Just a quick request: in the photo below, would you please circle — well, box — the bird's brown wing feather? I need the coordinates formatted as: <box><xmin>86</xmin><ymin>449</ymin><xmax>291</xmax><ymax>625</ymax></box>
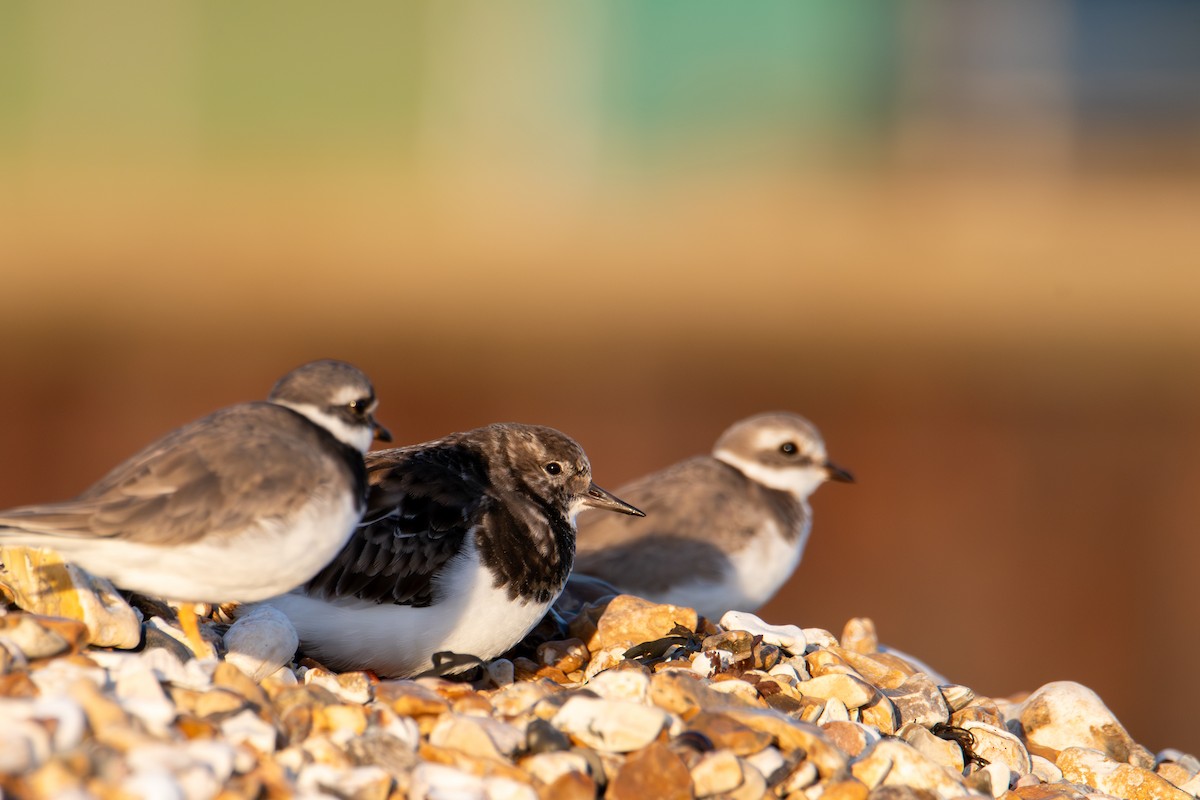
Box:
<box><xmin>0</xmin><ymin>404</ymin><xmax>353</xmax><ymax>546</ymax></box>
<box><xmin>303</xmin><ymin>441</ymin><xmax>489</xmax><ymax>608</ymax></box>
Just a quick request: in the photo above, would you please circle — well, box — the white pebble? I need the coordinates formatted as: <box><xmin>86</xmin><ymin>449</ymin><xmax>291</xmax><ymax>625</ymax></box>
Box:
<box><xmin>219</xmin><ymin>709</ymin><xmax>278</xmax><ymax>754</ymax></box>
<box><xmin>409</xmin><ymin>762</ymin><xmax>488</xmax><ymax>800</ymax></box>
<box><xmin>551</xmin><ymin>696</ymin><xmax>668</xmax><ymax>753</ymax></box>
<box><xmin>586</xmin><ymin>668</ymin><xmax>649</xmax><ymax>703</ymax></box>
<box><xmin>719</xmin><ymin>611</ymin><xmax>807</xmax><ymax>654</ymax></box>
<box><xmin>223</xmin><ymin>605</ymin><xmax>299</xmax><ymax>682</ymax></box>
<box><xmin>486</xmin><ymin>658</ymin><xmax>515</xmax><ymax>688</ymax></box>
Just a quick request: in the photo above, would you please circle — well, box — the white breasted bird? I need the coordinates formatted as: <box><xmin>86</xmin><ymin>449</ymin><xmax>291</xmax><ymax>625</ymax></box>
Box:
<box><xmin>257</xmin><ymin>423</ymin><xmax>643</xmax><ymax>677</ymax></box>
<box><xmin>0</xmin><ymin>359</ymin><xmax>391</xmax><ymax>648</ymax></box>
<box><xmin>573</xmin><ymin>412</ymin><xmax>852</xmax><ymax>620</ymax></box>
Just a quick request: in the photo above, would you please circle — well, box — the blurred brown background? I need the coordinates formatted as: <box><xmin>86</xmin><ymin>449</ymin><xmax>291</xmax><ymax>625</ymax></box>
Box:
<box><xmin>2</xmin><ymin>1</ymin><xmax>1199</xmax><ymax>753</ymax></box>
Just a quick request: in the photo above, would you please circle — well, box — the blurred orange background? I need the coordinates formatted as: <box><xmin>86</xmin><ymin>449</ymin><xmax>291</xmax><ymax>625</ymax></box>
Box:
<box><xmin>2</xmin><ymin>2</ymin><xmax>1199</xmax><ymax>753</ymax></box>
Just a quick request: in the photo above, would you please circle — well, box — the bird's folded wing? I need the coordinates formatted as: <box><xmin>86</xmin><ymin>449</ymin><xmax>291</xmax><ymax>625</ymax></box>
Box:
<box><xmin>0</xmin><ymin>405</ymin><xmax>340</xmax><ymax>546</ymax></box>
<box><xmin>303</xmin><ymin>444</ymin><xmax>488</xmax><ymax>608</ymax></box>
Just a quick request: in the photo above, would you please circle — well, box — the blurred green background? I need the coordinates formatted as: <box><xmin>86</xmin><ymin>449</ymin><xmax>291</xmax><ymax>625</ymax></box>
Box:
<box><xmin>2</xmin><ymin>1</ymin><xmax>1200</xmax><ymax>752</ymax></box>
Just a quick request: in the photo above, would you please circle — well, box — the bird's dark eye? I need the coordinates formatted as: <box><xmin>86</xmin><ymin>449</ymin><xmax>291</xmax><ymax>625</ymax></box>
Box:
<box><xmin>348</xmin><ymin>398</ymin><xmax>371</xmax><ymax>416</ymax></box>
<box><xmin>779</xmin><ymin>442</ymin><xmax>798</xmax><ymax>456</ymax></box>
<box><xmin>544</xmin><ymin>462</ymin><xmax>563</xmax><ymax>476</ymax></box>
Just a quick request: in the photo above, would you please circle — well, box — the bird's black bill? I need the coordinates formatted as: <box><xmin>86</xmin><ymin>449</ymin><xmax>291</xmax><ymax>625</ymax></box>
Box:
<box><xmin>372</xmin><ymin>418</ymin><xmax>394</xmax><ymax>443</ymax></box>
<box><xmin>824</xmin><ymin>461</ymin><xmax>854</xmax><ymax>483</ymax></box>
<box><xmin>584</xmin><ymin>483</ymin><xmax>645</xmax><ymax>517</ymax></box>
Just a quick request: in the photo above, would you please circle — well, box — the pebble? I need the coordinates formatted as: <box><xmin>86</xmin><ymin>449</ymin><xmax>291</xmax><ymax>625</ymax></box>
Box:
<box><xmin>0</xmin><ymin>595</ymin><xmax>1188</xmax><ymax>800</ymax></box>
<box><xmin>1015</xmin><ymin>681</ymin><xmax>1156</xmax><ymax>769</ymax></box>
<box><xmin>0</xmin><ymin>546</ymin><xmax>143</xmax><ymax>649</ymax></box>
<box><xmin>720</xmin><ymin>610</ymin><xmax>807</xmax><ymax>654</ymax></box>
<box><xmin>690</xmin><ymin>748</ymin><xmax>744</xmax><ymax>797</ymax></box>
<box><xmin>582</xmin><ymin>595</ymin><xmax>698</xmax><ymax>652</ymax></box>
<box><xmin>223</xmin><ymin>604</ymin><xmax>299</xmax><ymax>682</ymax></box>
<box><xmin>550</xmin><ymin>696</ymin><xmax>668</xmax><ymax>752</ymax></box>
<box><xmin>801</xmin><ymin>672</ymin><xmax>877</xmax><ymax>709</ymax></box>
<box><xmin>608</xmin><ymin>741</ymin><xmax>692</xmax><ymax>800</ymax></box>
<box><xmin>1057</xmin><ymin>746</ymin><xmax>1190</xmax><ymax>800</ymax></box>
<box><xmin>852</xmin><ymin>738</ymin><xmax>968</xmax><ymax>800</ymax></box>
<box><xmin>883</xmin><ymin>673</ymin><xmax>950</xmax><ymax>727</ymax></box>
<box><xmin>961</xmin><ymin>718</ymin><xmax>1033</xmax><ymax>775</ymax></box>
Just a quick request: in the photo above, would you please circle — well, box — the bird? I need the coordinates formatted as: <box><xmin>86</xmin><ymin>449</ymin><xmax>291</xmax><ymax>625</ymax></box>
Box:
<box><xmin>0</xmin><ymin>359</ymin><xmax>391</xmax><ymax>649</ymax></box>
<box><xmin>254</xmin><ymin>423</ymin><xmax>644</xmax><ymax>677</ymax></box>
<box><xmin>572</xmin><ymin>412</ymin><xmax>852</xmax><ymax>620</ymax></box>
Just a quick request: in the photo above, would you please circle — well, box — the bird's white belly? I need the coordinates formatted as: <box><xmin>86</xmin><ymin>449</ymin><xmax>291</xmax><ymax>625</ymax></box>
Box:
<box><xmin>59</xmin><ymin>494</ymin><xmax>361</xmax><ymax>603</ymax></box>
<box><xmin>259</xmin><ymin>536</ymin><xmax>555</xmax><ymax>677</ymax></box>
<box><xmin>652</xmin><ymin>518</ymin><xmax>807</xmax><ymax>619</ymax></box>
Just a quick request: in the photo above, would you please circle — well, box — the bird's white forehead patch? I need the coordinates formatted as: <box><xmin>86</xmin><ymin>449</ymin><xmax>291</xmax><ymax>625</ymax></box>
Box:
<box><xmin>329</xmin><ymin>384</ymin><xmax>371</xmax><ymax>406</ymax></box>
<box><xmin>752</xmin><ymin>426</ymin><xmax>826</xmax><ymax>459</ymax></box>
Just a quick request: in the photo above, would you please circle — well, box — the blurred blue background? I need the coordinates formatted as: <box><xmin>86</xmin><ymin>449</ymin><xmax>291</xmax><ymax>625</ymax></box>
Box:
<box><xmin>2</xmin><ymin>1</ymin><xmax>1199</xmax><ymax>753</ymax></box>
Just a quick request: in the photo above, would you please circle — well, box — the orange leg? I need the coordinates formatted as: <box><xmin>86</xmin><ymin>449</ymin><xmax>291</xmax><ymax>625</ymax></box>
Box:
<box><xmin>178</xmin><ymin>603</ymin><xmax>208</xmax><ymax>656</ymax></box>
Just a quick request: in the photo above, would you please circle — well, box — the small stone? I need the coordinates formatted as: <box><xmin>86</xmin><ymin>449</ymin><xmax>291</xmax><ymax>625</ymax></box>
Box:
<box><xmin>720</xmin><ymin>611</ymin><xmax>806</xmax><ymax>654</ymax></box>
<box><xmin>965</xmin><ymin>761</ymin><xmax>1014</xmax><ymax>798</ymax></box>
<box><xmin>586</xmin><ymin>668</ymin><xmax>650</xmax><ymax>704</ymax></box>
<box><xmin>860</xmin><ymin>693</ymin><xmax>901</xmax><ymax>735</ymax></box>
<box><xmin>584</xmin><ymin>647</ymin><xmax>626</xmax><ymax>681</ymax></box>
<box><xmin>1058</xmin><ymin>747</ymin><xmax>1189</xmax><ymax>800</ymax></box>
<box><xmin>743</xmin><ymin>746</ymin><xmax>786</xmax><ymax>785</ymax></box>
<box><xmin>867</xmin><ymin>788</ymin><xmax>939</xmax><ymax>800</ymax></box>
<box><xmin>708</xmin><ymin>677</ymin><xmax>763</xmax><ymax>705</ymax></box>
<box><xmin>376</xmin><ymin>680</ymin><xmax>450</xmax><ymax>718</ymax></box>
<box><xmin>537</xmin><ymin>639</ymin><xmax>590</xmax><ymax>673</ymax></box>
<box><xmin>486</xmin><ymin>659</ymin><xmax>515</xmax><ymax>688</ymax></box>
<box><xmin>882</xmin><ymin>674</ymin><xmax>950</xmax><ymax>727</ymax></box>
<box><xmin>779</xmin><ymin>758</ymin><xmax>821</xmax><ymax>794</ymax></box>
<box><xmin>841</xmin><ymin>618</ymin><xmax>879</xmax><ymax>653</ymax></box>
<box><xmin>211</xmin><ymin>660</ymin><xmax>271</xmax><ymax>710</ymax></box>
<box><xmin>803</xmin><ymin>628</ymin><xmax>839</xmax><ymax>649</ymax></box>
<box><xmin>430</xmin><ymin>714</ymin><xmax>523</xmax><ymax>761</ymax></box>
<box><xmin>806</xmin><ymin>648</ymin><xmax>856</xmax><ymax>678</ymax></box>
<box><xmin>800</xmin><ymin>673</ymin><xmax>877</xmax><ymax>709</ymax></box>
<box><xmin>520</xmin><ymin>751</ymin><xmax>591</xmax><ymax>786</ymax></box>
<box><xmin>303</xmin><ymin>665</ymin><xmax>372</xmax><ymax>705</ymax></box>
<box><xmin>1015</xmin><ymin>682</ymin><xmax>1154</xmax><ymax>768</ymax></box>
<box><xmin>822</xmin><ymin>779</ymin><xmax>872</xmax><ymax>800</ymax></box>
<box><xmin>491</xmin><ymin>679</ymin><xmax>560</xmax><ymax>718</ymax></box>
<box><xmin>1030</xmin><ymin>754</ymin><xmax>1064</xmax><ymax>783</ymax></box>
<box><xmin>754</xmin><ymin>642</ymin><xmax>783</xmax><ymax>671</ymax></box>
<box><xmin>608</xmin><ymin>741</ymin><xmax>692</xmax><ymax>800</ymax></box>
<box><xmin>853</xmin><ymin>739</ymin><xmax>969</xmax><ymax>800</ymax></box>
<box><xmin>961</xmin><ymin>720</ymin><xmax>1032</xmax><ymax>775</ymax></box>
<box><xmin>702</xmin><ymin>631</ymin><xmax>755</xmax><ymax>664</ymax></box>
<box><xmin>313</xmin><ymin>703</ymin><xmax>369</xmax><ymax>740</ymax></box>
<box><xmin>898</xmin><ymin>723</ymin><xmax>964</xmax><ymax>772</ymax></box>
<box><xmin>551</xmin><ymin>696</ymin><xmax>668</xmax><ymax>753</ymax></box>
<box><xmin>939</xmin><ymin>684</ymin><xmax>976</xmax><ymax>712</ymax></box>
<box><xmin>720</xmin><ymin>707</ymin><xmax>849</xmax><ymax>777</ymax></box>
<box><xmin>822</xmin><ymin>720</ymin><xmax>880</xmax><ymax>758</ymax></box>
<box><xmin>113</xmin><ymin>660</ymin><xmax>176</xmax><ymax>735</ymax></box>
<box><xmin>584</xmin><ymin>595</ymin><xmax>698</xmax><ymax>652</ymax></box>
<box><xmin>817</xmin><ymin>697</ymin><xmax>849</xmax><ymax>724</ymax></box>
<box><xmin>1011</xmin><ymin>784</ymin><xmax>1089</xmax><ymax>800</ymax></box>
<box><xmin>832</xmin><ymin>648</ymin><xmax>911</xmax><ymax>689</ymax></box>
<box><xmin>219</xmin><ymin>708</ymin><xmax>277</xmax><ymax>754</ymax></box>
<box><xmin>0</xmin><ymin>546</ymin><xmax>143</xmax><ymax>649</ymax></box>
<box><xmin>685</xmin><ymin>711</ymin><xmax>773</xmax><ymax>756</ymax></box>
<box><xmin>952</xmin><ymin>697</ymin><xmax>1005</xmax><ymax>729</ymax></box>
<box><xmin>541</xmin><ymin>770</ymin><xmax>598</xmax><ymax>800</ymax></box>
<box><xmin>691</xmin><ymin>749</ymin><xmax>744</xmax><ymax>797</ymax></box>
<box><xmin>649</xmin><ymin>672</ymin><xmax>753</xmax><ymax>719</ymax></box>
<box><xmin>223</xmin><ymin>605</ymin><xmax>298</xmax><ymax>682</ymax></box>
<box><xmin>0</xmin><ymin>613</ymin><xmax>77</xmax><ymax>660</ymax></box>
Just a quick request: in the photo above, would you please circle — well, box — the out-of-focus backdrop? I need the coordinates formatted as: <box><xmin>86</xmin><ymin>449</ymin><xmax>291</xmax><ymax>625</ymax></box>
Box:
<box><xmin>2</xmin><ymin>1</ymin><xmax>1199</xmax><ymax>752</ymax></box>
